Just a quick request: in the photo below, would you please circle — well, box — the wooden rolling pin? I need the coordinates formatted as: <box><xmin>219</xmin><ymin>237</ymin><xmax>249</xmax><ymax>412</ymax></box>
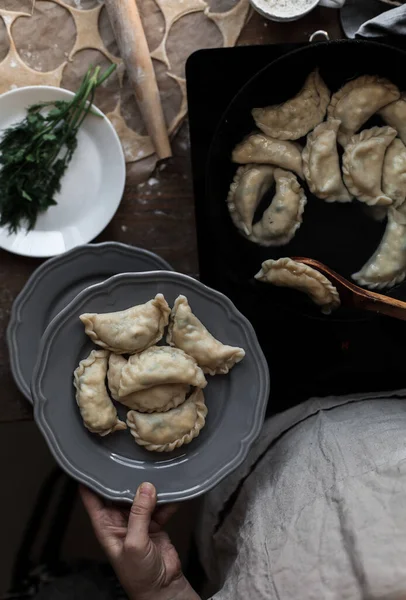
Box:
<box><xmin>105</xmin><ymin>0</ymin><xmax>172</xmax><ymax>159</ymax></box>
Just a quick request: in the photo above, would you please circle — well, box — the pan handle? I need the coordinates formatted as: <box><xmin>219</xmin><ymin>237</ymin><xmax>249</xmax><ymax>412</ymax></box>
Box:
<box><xmin>309</xmin><ymin>30</ymin><xmax>330</xmax><ymax>42</ymax></box>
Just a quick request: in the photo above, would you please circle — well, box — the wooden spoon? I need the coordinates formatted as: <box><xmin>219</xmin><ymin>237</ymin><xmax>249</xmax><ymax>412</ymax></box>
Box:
<box><xmin>293</xmin><ymin>257</ymin><xmax>406</xmax><ymax>321</ymax></box>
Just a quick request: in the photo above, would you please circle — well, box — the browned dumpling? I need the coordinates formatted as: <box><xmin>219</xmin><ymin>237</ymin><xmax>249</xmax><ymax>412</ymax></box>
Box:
<box><xmin>107</xmin><ymin>354</ymin><xmax>189</xmax><ymax>413</ymax></box>
<box><xmin>227</xmin><ymin>164</ymin><xmax>274</xmax><ymax>236</ymax></box>
<box><xmin>126</xmin><ymin>389</ymin><xmax>207</xmax><ymax>452</ymax></box>
<box><xmin>302</xmin><ymin>118</ymin><xmax>351</xmax><ymax>203</ymax></box>
<box><xmin>328</xmin><ymin>75</ymin><xmax>399</xmax><ymax>147</ymax></box>
<box><xmin>232</xmin><ymin>132</ymin><xmax>303</xmax><ymax>179</ymax></box>
<box><xmin>74</xmin><ymin>350</ymin><xmax>126</xmax><ymax>436</ymax></box>
<box><xmin>342</xmin><ymin>126</ymin><xmax>397</xmax><ymax>206</ymax></box>
<box><xmin>255</xmin><ymin>258</ymin><xmax>340</xmax><ymax>315</ymax></box>
<box><xmin>352</xmin><ymin>207</ymin><xmax>406</xmax><ymax>290</ymax></box>
<box><xmin>80</xmin><ymin>294</ymin><xmax>170</xmax><ymax>354</ymax></box>
<box><xmin>167</xmin><ymin>296</ymin><xmax>245</xmax><ymax>376</ymax></box>
<box><xmin>118</xmin><ymin>346</ymin><xmax>207</xmax><ymax>397</ymax></box>
<box><xmin>250</xmin><ymin>169</ymin><xmax>306</xmax><ymax>246</ymax></box>
<box><xmin>382</xmin><ymin>138</ymin><xmax>406</xmax><ymax>207</ymax></box>
<box><xmin>379</xmin><ymin>93</ymin><xmax>406</xmax><ymax>145</ymax></box>
<box><xmin>252</xmin><ymin>69</ymin><xmax>330</xmax><ymax>140</ymax></box>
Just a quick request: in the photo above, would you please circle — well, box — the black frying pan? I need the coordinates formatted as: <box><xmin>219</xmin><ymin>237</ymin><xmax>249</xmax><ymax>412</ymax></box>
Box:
<box><xmin>205</xmin><ymin>39</ymin><xmax>406</xmax><ymax>322</ymax></box>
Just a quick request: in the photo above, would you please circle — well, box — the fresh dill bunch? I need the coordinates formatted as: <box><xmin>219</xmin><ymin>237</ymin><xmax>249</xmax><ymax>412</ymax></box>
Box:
<box><xmin>0</xmin><ymin>64</ymin><xmax>116</xmax><ymax>234</ymax></box>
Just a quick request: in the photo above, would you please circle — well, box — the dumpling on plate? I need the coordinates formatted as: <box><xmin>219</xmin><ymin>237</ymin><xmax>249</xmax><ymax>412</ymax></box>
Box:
<box><xmin>302</xmin><ymin>118</ymin><xmax>352</xmax><ymax>202</ymax></box>
<box><xmin>251</xmin><ymin>169</ymin><xmax>307</xmax><ymax>246</ymax></box>
<box><xmin>352</xmin><ymin>206</ymin><xmax>406</xmax><ymax>289</ymax></box>
<box><xmin>118</xmin><ymin>346</ymin><xmax>207</xmax><ymax>397</ymax></box>
<box><xmin>255</xmin><ymin>257</ymin><xmax>340</xmax><ymax>314</ymax></box>
<box><xmin>74</xmin><ymin>349</ymin><xmax>126</xmax><ymax>436</ymax></box>
<box><xmin>108</xmin><ymin>354</ymin><xmax>189</xmax><ymax>412</ymax></box>
<box><xmin>126</xmin><ymin>388</ymin><xmax>207</xmax><ymax>452</ymax></box>
<box><xmin>227</xmin><ymin>164</ymin><xmax>274</xmax><ymax>236</ymax></box>
<box><xmin>252</xmin><ymin>69</ymin><xmax>330</xmax><ymax>140</ymax></box>
<box><xmin>327</xmin><ymin>75</ymin><xmax>399</xmax><ymax>147</ymax></box>
<box><xmin>382</xmin><ymin>138</ymin><xmax>406</xmax><ymax>207</ymax></box>
<box><xmin>79</xmin><ymin>294</ymin><xmax>170</xmax><ymax>354</ymax></box>
<box><xmin>342</xmin><ymin>126</ymin><xmax>397</xmax><ymax>206</ymax></box>
<box><xmin>232</xmin><ymin>132</ymin><xmax>303</xmax><ymax>178</ymax></box>
<box><xmin>379</xmin><ymin>93</ymin><xmax>406</xmax><ymax>145</ymax></box>
<box><xmin>167</xmin><ymin>295</ymin><xmax>245</xmax><ymax>376</ymax></box>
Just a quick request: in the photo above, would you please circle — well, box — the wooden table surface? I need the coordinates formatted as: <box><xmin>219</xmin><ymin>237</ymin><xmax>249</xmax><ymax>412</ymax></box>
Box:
<box><xmin>0</xmin><ymin>7</ymin><xmax>343</xmax><ymax>424</ymax></box>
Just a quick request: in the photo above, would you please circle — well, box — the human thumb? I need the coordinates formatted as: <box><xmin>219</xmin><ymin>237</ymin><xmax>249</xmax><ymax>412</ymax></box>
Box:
<box><xmin>126</xmin><ymin>482</ymin><xmax>157</xmax><ymax>552</ymax></box>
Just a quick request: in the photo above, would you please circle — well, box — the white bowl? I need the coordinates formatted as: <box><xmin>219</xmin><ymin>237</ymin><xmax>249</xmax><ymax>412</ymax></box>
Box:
<box><xmin>0</xmin><ymin>86</ymin><xmax>126</xmax><ymax>258</ymax></box>
<box><xmin>249</xmin><ymin>0</ymin><xmax>320</xmax><ymax>22</ymax></box>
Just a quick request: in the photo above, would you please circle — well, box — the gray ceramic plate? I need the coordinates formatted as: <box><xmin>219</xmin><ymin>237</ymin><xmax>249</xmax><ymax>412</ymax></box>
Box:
<box><xmin>7</xmin><ymin>243</ymin><xmax>172</xmax><ymax>402</ymax></box>
<box><xmin>32</xmin><ymin>272</ymin><xmax>269</xmax><ymax>503</ymax></box>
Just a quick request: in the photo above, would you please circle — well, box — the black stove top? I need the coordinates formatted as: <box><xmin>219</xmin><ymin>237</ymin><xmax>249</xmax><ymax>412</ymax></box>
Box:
<box><xmin>186</xmin><ymin>42</ymin><xmax>406</xmax><ymax>416</ymax></box>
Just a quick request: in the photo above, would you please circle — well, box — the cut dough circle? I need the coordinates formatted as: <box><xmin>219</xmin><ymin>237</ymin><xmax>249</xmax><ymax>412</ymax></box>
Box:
<box><xmin>255</xmin><ymin>257</ymin><xmax>340</xmax><ymax>315</ymax></box>
<box><xmin>126</xmin><ymin>388</ymin><xmax>207</xmax><ymax>452</ymax></box>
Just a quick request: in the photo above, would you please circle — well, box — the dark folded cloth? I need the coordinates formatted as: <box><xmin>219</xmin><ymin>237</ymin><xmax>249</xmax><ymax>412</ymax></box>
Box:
<box><xmin>356</xmin><ymin>4</ymin><xmax>406</xmax><ymax>37</ymax></box>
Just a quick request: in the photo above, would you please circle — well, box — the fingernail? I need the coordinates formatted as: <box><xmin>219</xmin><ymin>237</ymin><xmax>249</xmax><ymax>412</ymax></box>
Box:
<box><xmin>139</xmin><ymin>482</ymin><xmax>154</xmax><ymax>497</ymax></box>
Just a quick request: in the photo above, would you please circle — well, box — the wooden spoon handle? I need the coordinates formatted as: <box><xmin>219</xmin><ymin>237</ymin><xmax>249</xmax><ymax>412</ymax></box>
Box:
<box><xmin>353</xmin><ymin>290</ymin><xmax>406</xmax><ymax>321</ymax></box>
<box><xmin>293</xmin><ymin>257</ymin><xmax>406</xmax><ymax>321</ymax></box>
<box><xmin>105</xmin><ymin>0</ymin><xmax>172</xmax><ymax>159</ymax></box>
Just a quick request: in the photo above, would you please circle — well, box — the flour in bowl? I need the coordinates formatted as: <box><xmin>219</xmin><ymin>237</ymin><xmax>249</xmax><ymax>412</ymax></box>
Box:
<box><xmin>265</xmin><ymin>0</ymin><xmax>317</xmax><ymax>17</ymax></box>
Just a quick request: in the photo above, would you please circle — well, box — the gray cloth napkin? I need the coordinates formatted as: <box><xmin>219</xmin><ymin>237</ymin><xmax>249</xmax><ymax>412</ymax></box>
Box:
<box><xmin>356</xmin><ymin>4</ymin><xmax>406</xmax><ymax>37</ymax></box>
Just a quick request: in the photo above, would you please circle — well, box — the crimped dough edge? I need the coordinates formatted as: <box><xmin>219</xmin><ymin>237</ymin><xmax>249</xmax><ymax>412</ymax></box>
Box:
<box><xmin>79</xmin><ymin>294</ymin><xmax>170</xmax><ymax>354</ymax></box>
<box><xmin>126</xmin><ymin>391</ymin><xmax>208</xmax><ymax>452</ymax></box>
<box><xmin>251</xmin><ymin>69</ymin><xmax>330</xmax><ymax>140</ymax></box>
<box><xmin>255</xmin><ymin>257</ymin><xmax>341</xmax><ymax>314</ymax></box>
<box><xmin>342</xmin><ymin>126</ymin><xmax>397</xmax><ymax>206</ymax></box>
<box><xmin>74</xmin><ymin>349</ymin><xmax>126</xmax><ymax>436</ymax></box>
<box><xmin>302</xmin><ymin>118</ymin><xmax>352</xmax><ymax>202</ymax></box>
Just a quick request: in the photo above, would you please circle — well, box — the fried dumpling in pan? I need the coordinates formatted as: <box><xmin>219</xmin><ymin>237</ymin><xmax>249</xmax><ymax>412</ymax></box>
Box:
<box><xmin>255</xmin><ymin>257</ymin><xmax>340</xmax><ymax>315</ymax></box>
<box><xmin>252</xmin><ymin>69</ymin><xmax>330</xmax><ymax>140</ymax></box>
<box><xmin>342</xmin><ymin>126</ymin><xmax>397</xmax><ymax>206</ymax></box>
<box><xmin>118</xmin><ymin>346</ymin><xmax>207</xmax><ymax>397</ymax></box>
<box><xmin>251</xmin><ymin>169</ymin><xmax>306</xmax><ymax>246</ymax></box>
<box><xmin>327</xmin><ymin>75</ymin><xmax>399</xmax><ymax>147</ymax></box>
<box><xmin>379</xmin><ymin>93</ymin><xmax>406</xmax><ymax>145</ymax></box>
<box><xmin>232</xmin><ymin>132</ymin><xmax>303</xmax><ymax>179</ymax></box>
<box><xmin>352</xmin><ymin>206</ymin><xmax>406</xmax><ymax>289</ymax></box>
<box><xmin>302</xmin><ymin>118</ymin><xmax>352</xmax><ymax>202</ymax></box>
<box><xmin>227</xmin><ymin>164</ymin><xmax>274</xmax><ymax>236</ymax></box>
<box><xmin>80</xmin><ymin>294</ymin><xmax>170</xmax><ymax>354</ymax></box>
<box><xmin>382</xmin><ymin>138</ymin><xmax>406</xmax><ymax>207</ymax></box>
<box><xmin>74</xmin><ymin>350</ymin><xmax>126</xmax><ymax>436</ymax></box>
<box><xmin>107</xmin><ymin>354</ymin><xmax>189</xmax><ymax>412</ymax></box>
<box><xmin>167</xmin><ymin>295</ymin><xmax>245</xmax><ymax>376</ymax></box>
<box><xmin>127</xmin><ymin>388</ymin><xmax>207</xmax><ymax>452</ymax></box>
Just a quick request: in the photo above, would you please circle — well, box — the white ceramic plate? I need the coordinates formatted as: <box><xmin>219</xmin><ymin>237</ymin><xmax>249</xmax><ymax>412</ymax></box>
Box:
<box><xmin>0</xmin><ymin>86</ymin><xmax>126</xmax><ymax>258</ymax></box>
